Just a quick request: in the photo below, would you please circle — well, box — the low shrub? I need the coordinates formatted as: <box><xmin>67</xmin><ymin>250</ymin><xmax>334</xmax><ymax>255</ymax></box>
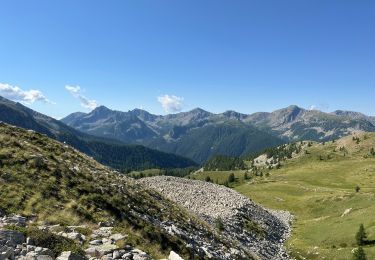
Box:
<box><xmin>27</xmin><ymin>228</ymin><xmax>84</xmax><ymax>257</ymax></box>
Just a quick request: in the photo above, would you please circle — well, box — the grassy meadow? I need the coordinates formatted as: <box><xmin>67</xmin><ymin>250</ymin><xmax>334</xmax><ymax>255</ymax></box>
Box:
<box><xmin>194</xmin><ymin>132</ymin><xmax>375</xmax><ymax>259</ymax></box>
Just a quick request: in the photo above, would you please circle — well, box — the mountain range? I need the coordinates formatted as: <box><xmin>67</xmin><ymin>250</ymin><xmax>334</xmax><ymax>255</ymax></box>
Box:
<box><xmin>62</xmin><ymin>105</ymin><xmax>375</xmax><ymax>163</ymax></box>
<box><xmin>0</xmin><ymin>96</ymin><xmax>196</xmax><ymax>170</ymax></box>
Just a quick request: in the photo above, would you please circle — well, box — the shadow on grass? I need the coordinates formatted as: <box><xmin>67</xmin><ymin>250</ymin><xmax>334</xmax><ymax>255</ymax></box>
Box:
<box><xmin>364</xmin><ymin>240</ymin><xmax>375</xmax><ymax>246</ymax></box>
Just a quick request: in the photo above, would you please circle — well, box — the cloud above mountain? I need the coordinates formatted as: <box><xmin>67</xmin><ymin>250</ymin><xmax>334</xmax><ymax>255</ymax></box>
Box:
<box><xmin>157</xmin><ymin>94</ymin><xmax>184</xmax><ymax>113</ymax></box>
<box><xmin>65</xmin><ymin>85</ymin><xmax>99</xmax><ymax>110</ymax></box>
<box><xmin>0</xmin><ymin>83</ymin><xmax>54</xmax><ymax>104</ymax></box>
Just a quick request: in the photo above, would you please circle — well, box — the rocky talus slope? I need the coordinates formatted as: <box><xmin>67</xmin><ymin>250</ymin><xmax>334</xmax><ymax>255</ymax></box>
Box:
<box><xmin>138</xmin><ymin>176</ymin><xmax>293</xmax><ymax>259</ymax></box>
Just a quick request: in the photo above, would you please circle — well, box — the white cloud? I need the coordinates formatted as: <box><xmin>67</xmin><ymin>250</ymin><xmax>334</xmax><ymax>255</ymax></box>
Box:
<box><xmin>0</xmin><ymin>83</ymin><xmax>53</xmax><ymax>104</ymax></box>
<box><xmin>65</xmin><ymin>85</ymin><xmax>99</xmax><ymax>110</ymax></box>
<box><xmin>309</xmin><ymin>103</ymin><xmax>329</xmax><ymax>111</ymax></box>
<box><xmin>157</xmin><ymin>94</ymin><xmax>184</xmax><ymax>113</ymax></box>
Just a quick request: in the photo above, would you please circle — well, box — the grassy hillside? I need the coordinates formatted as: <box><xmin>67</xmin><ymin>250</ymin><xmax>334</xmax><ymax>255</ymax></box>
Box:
<box><xmin>234</xmin><ymin>132</ymin><xmax>375</xmax><ymax>259</ymax></box>
<box><xmin>190</xmin><ymin>132</ymin><xmax>375</xmax><ymax>259</ymax></box>
<box><xmin>0</xmin><ymin>123</ymin><xmax>222</xmax><ymax>258</ymax></box>
<box><xmin>0</xmin><ymin>96</ymin><xmax>197</xmax><ymax>170</ymax></box>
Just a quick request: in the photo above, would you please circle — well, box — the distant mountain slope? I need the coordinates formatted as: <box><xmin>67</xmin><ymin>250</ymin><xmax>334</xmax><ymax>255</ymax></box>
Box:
<box><xmin>62</xmin><ymin>107</ymin><xmax>284</xmax><ymax>163</ymax></box>
<box><xmin>0</xmin><ymin>96</ymin><xmax>197</xmax><ymax>170</ymax></box>
<box><xmin>245</xmin><ymin>105</ymin><xmax>375</xmax><ymax>140</ymax></box>
<box><xmin>62</xmin><ymin>105</ymin><xmax>375</xmax><ymax>162</ymax></box>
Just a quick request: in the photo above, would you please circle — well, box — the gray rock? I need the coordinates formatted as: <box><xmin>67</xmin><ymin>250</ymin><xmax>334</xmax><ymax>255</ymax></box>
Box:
<box><xmin>132</xmin><ymin>254</ymin><xmax>152</xmax><ymax>260</ymax></box>
<box><xmin>168</xmin><ymin>251</ymin><xmax>183</xmax><ymax>260</ymax></box>
<box><xmin>36</xmin><ymin>256</ymin><xmax>53</xmax><ymax>260</ymax></box>
<box><xmin>26</xmin><ymin>245</ymin><xmax>35</xmax><ymax>253</ymax></box>
<box><xmin>0</xmin><ymin>246</ymin><xmax>14</xmax><ymax>260</ymax></box>
<box><xmin>56</xmin><ymin>251</ymin><xmax>86</xmax><ymax>260</ymax></box>
<box><xmin>84</xmin><ymin>247</ymin><xmax>99</xmax><ymax>258</ymax></box>
<box><xmin>112</xmin><ymin>251</ymin><xmax>121</xmax><ymax>259</ymax></box>
<box><xmin>0</xmin><ymin>230</ymin><xmax>25</xmax><ymax>246</ymax></box>
<box><xmin>0</xmin><ymin>215</ymin><xmax>27</xmax><ymax>227</ymax></box>
<box><xmin>88</xmin><ymin>240</ymin><xmax>102</xmax><ymax>246</ymax></box>
<box><xmin>34</xmin><ymin>248</ymin><xmax>53</xmax><ymax>257</ymax></box>
<box><xmin>121</xmin><ymin>252</ymin><xmax>132</xmax><ymax>260</ymax></box>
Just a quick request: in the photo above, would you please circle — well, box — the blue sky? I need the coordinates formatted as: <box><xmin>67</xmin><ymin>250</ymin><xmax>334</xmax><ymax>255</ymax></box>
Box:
<box><xmin>0</xmin><ymin>0</ymin><xmax>374</xmax><ymax>118</ymax></box>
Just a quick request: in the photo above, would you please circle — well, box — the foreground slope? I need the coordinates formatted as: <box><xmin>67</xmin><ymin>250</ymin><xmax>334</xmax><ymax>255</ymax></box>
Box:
<box><xmin>0</xmin><ymin>122</ymin><xmax>290</xmax><ymax>259</ymax></box>
<box><xmin>0</xmin><ymin>96</ymin><xmax>197</xmax><ymax>170</ymax></box>
<box><xmin>235</xmin><ymin>132</ymin><xmax>375</xmax><ymax>259</ymax></box>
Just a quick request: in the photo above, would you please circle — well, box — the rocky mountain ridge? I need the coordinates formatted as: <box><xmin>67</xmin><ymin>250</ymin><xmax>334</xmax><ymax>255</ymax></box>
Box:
<box><xmin>62</xmin><ymin>105</ymin><xmax>375</xmax><ymax>162</ymax></box>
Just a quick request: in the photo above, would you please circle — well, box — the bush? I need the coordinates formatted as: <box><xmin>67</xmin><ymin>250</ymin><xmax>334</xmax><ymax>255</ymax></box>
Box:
<box><xmin>227</xmin><ymin>173</ymin><xmax>235</xmax><ymax>183</ymax></box>
<box><xmin>215</xmin><ymin>218</ymin><xmax>224</xmax><ymax>232</ymax></box>
<box><xmin>27</xmin><ymin>228</ymin><xmax>84</xmax><ymax>257</ymax></box>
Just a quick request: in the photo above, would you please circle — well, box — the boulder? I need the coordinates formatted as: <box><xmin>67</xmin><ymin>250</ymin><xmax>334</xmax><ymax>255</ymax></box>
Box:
<box><xmin>56</xmin><ymin>251</ymin><xmax>86</xmax><ymax>260</ymax></box>
<box><xmin>0</xmin><ymin>215</ymin><xmax>27</xmax><ymax>227</ymax></box>
<box><xmin>0</xmin><ymin>246</ymin><xmax>14</xmax><ymax>260</ymax></box>
<box><xmin>168</xmin><ymin>251</ymin><xmax>184</xmax><ymax>260</ymax></box>
<box><xmin>34</xmin><ymin>247</ymin><xmax>54</xmax><ymax>257</ymax></box>
<box><xmin>36</xmin><ymin>256</ymin><xmax>53</xmax><ymax>260</ymax></box>
<box><xmin>0</xmin><ymin>230</ymin><xmax>25</xmax><ymax>246</ymax></box>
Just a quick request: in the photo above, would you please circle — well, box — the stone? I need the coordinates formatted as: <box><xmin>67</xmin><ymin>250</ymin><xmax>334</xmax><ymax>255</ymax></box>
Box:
<box><xmin>132</xmin><ymin>254</ymin><xmax>152</xmax><ymax>260</ymax></box>
<box><xmin>34</xmin><ymin>247</ymin><xmax>53</xmax><ymax>257</ymax></box>
<box><xmin>56</xmin><ymin>251</ymin><xmax>86</xmax><ymax>260</ymax></box>
<box><xmin>112</xmin><ymin>251</ymin><xmax>121</xmax><ymax>259</ymax></box>
<box><xmin>84</xmin><ymin>247</ymin><xmax>100</xmax><ymax>258</ymax></box>
<box><xmin>89</xmin><ymin>240</ymin><xmax>102</xmax><ymax>246</ymax></box>
<box><xmin>0</xmin><ymin>246</ymin><xmax>13</xmax><ymax>260</ymax></box>
<box><xmin>36</xmin><ymin>256</ymin><xmax>53</xmax><ymax>260</ymax></box>
<box><xmin>0</xmin><ymin>230</ymin><xmax>24</xmax><ymax>247</ymax></box>
<box><xmin>121</xmin><ymin>252</ymin><xmax>132</xmax><ymax>259</ymax></box>
<box><xmin>26</xmin><ymin>245</ymin><xmax>36</xmax><ymax>253</ymax></box>
<box><xmin>168</xmin><ymin>251</ymin><xmax>183</xmax><ymax>260</ymax></box>
<box><xmin>0</xmin><ymin>215</ymin><xmax>27</xmax><ymax>227</ymax></box>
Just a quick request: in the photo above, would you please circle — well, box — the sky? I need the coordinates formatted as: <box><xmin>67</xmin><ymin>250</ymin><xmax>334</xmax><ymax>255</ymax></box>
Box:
<box><xmin>0</xmin><ymin>0</ymin><xmax>374</xmax><ymax>119</ymax></box>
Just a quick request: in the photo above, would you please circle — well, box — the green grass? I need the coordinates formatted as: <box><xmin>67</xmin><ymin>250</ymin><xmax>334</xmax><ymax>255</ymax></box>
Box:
<box><xmin>234</xmin><ymin>133</ymin><xmax>375</xmax><ymax>259</ymax></box>
<box><xmin>191</xmin><ymin>133</ymin><xmax>375</xmax><ymax>259</ymax></box>
<box><xmin>0</xmin><ymin>123</ymin><xmax>220</xmax><ymax>259</ymax></box>
<box><xmin>190</xmin><ymin>170</ymin><xmax>249</xmax><ymax>186</ymax></box>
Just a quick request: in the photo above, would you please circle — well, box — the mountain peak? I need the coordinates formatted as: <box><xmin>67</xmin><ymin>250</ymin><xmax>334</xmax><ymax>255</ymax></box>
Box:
<box><xmin>92</xmin><ymin>105</ymin><xmax>111</xmax><ymax>113</ymax></box>
<box><xmin>188</xmin><ymin>107</ymin><xmax>210</xmax><ymax>115</ymax></box>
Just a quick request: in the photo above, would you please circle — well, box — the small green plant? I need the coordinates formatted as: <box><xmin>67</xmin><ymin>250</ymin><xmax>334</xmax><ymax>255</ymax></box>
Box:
<box><xmin>243</xmin><ymin>219</ymin><xmax>264</xmax><ymax>237</ymax></box>
<box><xmin>215</xmin><ymin>217</ymin><xmax>224</xmax><ymax>232</ymax></box>
<box><xmin>27</xmin><ymin>228</ymin><xmax>84</xmax><ymax>257</ymax></box>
